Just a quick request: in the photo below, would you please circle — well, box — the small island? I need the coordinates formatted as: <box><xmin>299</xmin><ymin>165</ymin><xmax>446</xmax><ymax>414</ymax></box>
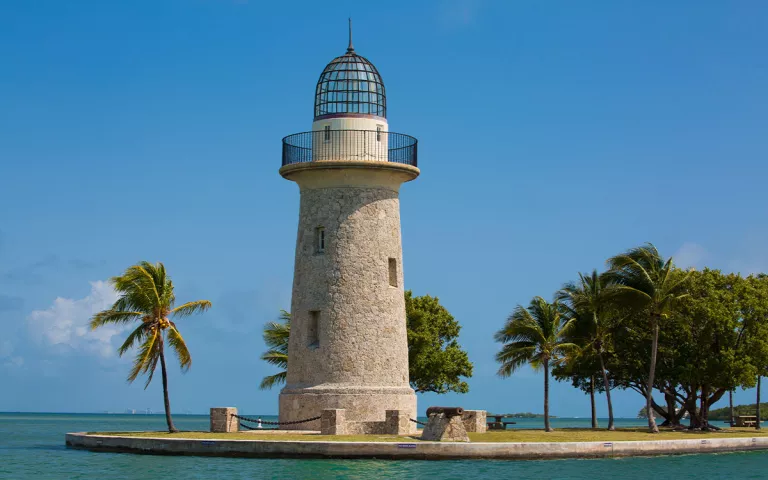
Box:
<box><xmin>490</xmin><ymin>413</ymin><xmax>557</xmax><ymax>419</ymax></box>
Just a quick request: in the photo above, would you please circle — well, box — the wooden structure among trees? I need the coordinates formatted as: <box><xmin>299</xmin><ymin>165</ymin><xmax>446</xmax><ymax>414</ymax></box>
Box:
<box><xmin>487</xmin><ymin>415</ymin><xmax>517</xmax><ymax>430</ymax></box>
<box><xmin>735</xmin><ymin>416</ymin><xmax>759</xmax><ymax>428</ymax></box>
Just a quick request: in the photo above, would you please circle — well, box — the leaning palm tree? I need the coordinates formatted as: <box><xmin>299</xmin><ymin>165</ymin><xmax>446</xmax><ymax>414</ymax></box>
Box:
<box><xmin>605</xmin><ymin>243</ymin><xmax>690</xmax><ymax>433</ymax></box>
<box><xmin>90</xmin><ymin>261</ymin><xmax>211</xmax><ymax>433</ymax></box>
<box><xmin>259</xmin><ymin>310</ymin><xmax>291</xmax><ymax>390</ymax></box>
<box><xmin>494</xmin><ymin>297</ymin><xmax>577</xmax><ymax>432</ymax></box>
<box><xmin>558</xmin><ymin>270</ymin><xmax>616</xmax><ymax>431</ymax></box>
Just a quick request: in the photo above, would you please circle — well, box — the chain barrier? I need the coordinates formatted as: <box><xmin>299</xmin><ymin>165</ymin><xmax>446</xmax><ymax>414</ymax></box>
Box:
<box><xmin>409</xmin><ymin>418</ymin><xmax>427</xmax><ymax>426</ymax></box>
<box><xmin>232</xmin><ymin>413</ymin><xmax>322</xmax><ymax>427</ymax></box>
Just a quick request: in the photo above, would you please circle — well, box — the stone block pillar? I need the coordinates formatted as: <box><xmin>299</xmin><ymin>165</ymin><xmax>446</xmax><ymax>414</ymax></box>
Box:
<box><xmin>210</xmin><ymin>407</ymin><xmax>238</xmax><ymax>433</ymax></box>
<box><xmin>385</xmin><ymin>409</ymin><xmax>414</xmax><ymax>435</ymax></box>
<box><xmin>421</xmin><ymin>413</ymin><xmax>470</xmax><ymax>442</ymax></box>
<box><xmin>462</xmin><ymin>410</ymin><xmax>487</xmax><ymax>433</ymax></box>
<box><xmin>320</xmin><ymin>409</ymin><xmax>347</xmax><ymax>435</ymax></box>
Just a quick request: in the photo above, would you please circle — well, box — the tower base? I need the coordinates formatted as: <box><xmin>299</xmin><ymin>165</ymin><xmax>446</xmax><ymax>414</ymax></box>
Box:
<box><xmin>278</xmin><ymin>385</ymin><xmax>416</xmax><ymax>432</ymax></box>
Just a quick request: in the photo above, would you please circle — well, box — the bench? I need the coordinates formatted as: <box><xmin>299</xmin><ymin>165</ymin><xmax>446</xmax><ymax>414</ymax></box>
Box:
<box><xmin>735</xmin><ymin>415</ymin><xmax>759</xmax><ymax>427</ymax></box>
<box><xmin>487</xmin><ymin>416</ymin><xmax>517</xmax><ymax>430</ymax></box>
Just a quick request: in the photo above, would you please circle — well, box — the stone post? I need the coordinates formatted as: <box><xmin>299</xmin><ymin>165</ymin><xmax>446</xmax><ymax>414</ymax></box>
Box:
<box><xmin>462</xmin><ymin>410</ymin><xmax>487</xmax><ymax>433</ymax></box>
<box><xmin>210</xmin><ymin>407</ymin><xmax>238</xmax><ymax>433</ymax></box>
<box><xmin>320</xmin><ymin>409</ymin><xmax>347</xmax><ymax>435</ymax></box>
<box><xmin>421</xmin><ymin>413</ymin><xmax>470</xmax><ymax>442</ymax></box>
<box><xmin>385</xmin><ymin>410</ymin><xmax>413</xmax><ymax>435</ymax></box>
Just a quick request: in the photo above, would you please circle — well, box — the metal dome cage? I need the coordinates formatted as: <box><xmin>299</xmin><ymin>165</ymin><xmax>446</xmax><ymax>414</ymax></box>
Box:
<box><xmin>314</xmin><ymin>51</ymin><xmax>386</xmax><ymax>119</ymax></box>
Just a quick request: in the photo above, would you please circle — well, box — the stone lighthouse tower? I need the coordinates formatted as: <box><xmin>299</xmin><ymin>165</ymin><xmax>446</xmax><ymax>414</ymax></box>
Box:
<box><xmin>278</xmin><ymin>24</ymin><xmax>419</xmax><ymax>431</ymax></box>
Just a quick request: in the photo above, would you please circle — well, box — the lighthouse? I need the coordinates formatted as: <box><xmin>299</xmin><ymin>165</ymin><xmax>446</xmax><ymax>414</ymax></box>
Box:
<box><xmin>278</xmin><ymin>23</ymin><xmax>419</xmax><ymax>431</ymax></box>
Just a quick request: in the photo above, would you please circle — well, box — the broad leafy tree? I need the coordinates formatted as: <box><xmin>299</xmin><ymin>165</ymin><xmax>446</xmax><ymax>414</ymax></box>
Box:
<box><xmin>605</xmin><ymin>244</ymin><xmax>690</xmax><ymax>433</ymax></box>
<box><xmin>90</xmin><ymin>262</ymin><xmax>211</xmax><ymax>433</ymax></box>
<box><xmin>495</xmin><ymin>297</ymin><xmax>577</xmax><ymax>432</ymax></box>
<box><xmin>405</xmin><ymin>291</ymin><xmax>473</xmax><ymax>394</ymax></box>
<box><xmin>673</xmin><ymin>269</ymin><xmax>753</xmax><ymax>429</ymax></box>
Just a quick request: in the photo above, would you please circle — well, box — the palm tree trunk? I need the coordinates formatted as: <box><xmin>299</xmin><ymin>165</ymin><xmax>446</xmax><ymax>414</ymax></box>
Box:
<box><xmin>159</xmin><ymin>339</ymin><xmax>178</xmax><ymax>433</ymax></box>
<box><xmin>757</xmin><ymin>376</ymin><xmax>762</xmax><ymax>431</ymax></box>
<box><xmin>544</xmin><ymin>358</ymin><xmax>552</xmax><ymax>432</ymax></box>
<box><xmin>729</xmin><ymin>390</ymin><xmax>734</xmax><ymax>427</ymax></box>
<box><xmin>590</xmin><ymin>376</ymin><xmax>598</xmax><ymax>429</ymax></box>
<box><xmin>646</xmin><ymin>318</ymin><xmax>660</xmax><ymax>433</ymax></box>
<box><xmin>598</xmin><ymin>352</ymin><xmax>614</xmax><ymax>431</ymax></box>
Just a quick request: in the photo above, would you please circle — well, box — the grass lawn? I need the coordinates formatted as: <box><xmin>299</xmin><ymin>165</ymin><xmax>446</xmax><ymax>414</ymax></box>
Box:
<box><xmin>468</xmin><ymin>427</ymin><xmax>768</xmax><ymax>443</ymax></box>
<box><xmin>90</xmin><ymin>427</ymin><xmax>768</xmax><ymax>443</ymax></box>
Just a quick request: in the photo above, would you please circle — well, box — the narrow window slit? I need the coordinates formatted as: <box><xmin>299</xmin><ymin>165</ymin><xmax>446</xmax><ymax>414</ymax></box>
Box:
<box><xmin>316</xmin><ymin>227</ymin><xmax>325</xmax><ymax>254</ymax></box>
<box><xmin>308</xmin><ymin>310</ymin><xmax>320</xmax><ymax>348</ymax></box>
<box><xmin>388</xmin><ymin>258</ymin><xmax>398</xmax><ymax>287</ymax></box>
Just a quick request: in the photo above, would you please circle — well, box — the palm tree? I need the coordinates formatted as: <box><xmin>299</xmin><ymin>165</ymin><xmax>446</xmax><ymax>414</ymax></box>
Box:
<box><xmin>90</xmin><ymin>261</ymin><xmax>211</xmax><ymax>433</ymax></box>
<box><xmin>494</xmin><ymin>297</ymin><xmax>577</xmax><ymax>432</ymax></box>
<box><xmin>259</xmin><ymin>310</ymin><xmax>291</xmax><ymax>390</ymax></box>
<box><xmin>605</xmin><ymin>243</ymin><xmax>690</xmax><ymax>433</ymax></box>
<box><xmin>558</xmin><ymin>270</ymin><xmax>616</xmax><ymax>431</ymax></box>
<box><xmin>757</xmin><ymin>376</ymin><xmax>762</xmax><ymax>431</ymax></box>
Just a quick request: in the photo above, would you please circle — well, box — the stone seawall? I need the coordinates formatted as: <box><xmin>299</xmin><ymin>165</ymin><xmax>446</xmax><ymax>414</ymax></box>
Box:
<box><xmin>65</xmin><ymin>433</ymin><xmax>768</xmax><ymax>460</ymax></box>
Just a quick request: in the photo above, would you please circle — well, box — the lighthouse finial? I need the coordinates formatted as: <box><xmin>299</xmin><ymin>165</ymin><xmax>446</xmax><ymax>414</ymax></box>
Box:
<box><xmin>347</xmin><ymin>18</ymin><xmax>354</xmax><ymax>53</ymax></box>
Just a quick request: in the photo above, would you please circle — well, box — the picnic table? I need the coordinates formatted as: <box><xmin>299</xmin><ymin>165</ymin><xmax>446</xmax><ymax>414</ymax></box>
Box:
<box><xmin>735</xmin><ymin>415</ymin><xmax>759</xmax><ymax>427</ymax></box>
<box><xmin>487</xmin><ymin>415</ymin><xmax>517</xmax><ymax>430</ymax></box>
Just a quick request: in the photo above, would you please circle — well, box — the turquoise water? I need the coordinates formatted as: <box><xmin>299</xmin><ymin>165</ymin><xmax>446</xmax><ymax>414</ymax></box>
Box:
<box><xmin>2</xmin><ymin>413</ymin><xmax>767</xmax><ymax>479</ymax></box>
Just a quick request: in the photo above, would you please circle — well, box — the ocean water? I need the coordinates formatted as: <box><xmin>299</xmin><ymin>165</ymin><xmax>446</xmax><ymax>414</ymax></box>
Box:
<box><xmin>1</xmin><ymin>413</ymin><xmax>767</xmax><ymax>479</ymax></box>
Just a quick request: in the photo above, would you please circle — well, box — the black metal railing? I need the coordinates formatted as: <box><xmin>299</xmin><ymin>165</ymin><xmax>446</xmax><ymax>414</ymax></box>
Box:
<box><xmin>281</xmin><ymin>130</ymin><xmax>418</xmax><ymax>167</ymax></box>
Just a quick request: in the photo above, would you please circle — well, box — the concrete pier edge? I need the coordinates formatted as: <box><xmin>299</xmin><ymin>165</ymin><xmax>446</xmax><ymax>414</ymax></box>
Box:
<box><xmin>65</xmin><ymin>432</ymin><xmax>768</xmax><ymax>460</ymax></box>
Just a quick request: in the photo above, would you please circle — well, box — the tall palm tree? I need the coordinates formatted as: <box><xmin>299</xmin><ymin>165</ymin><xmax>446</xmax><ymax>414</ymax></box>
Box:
<box><xmin>90</xmin><ymin>262</ymin><xmax>211</xmax><ymax>433</ymax></box>
<box><xmin>606</xmin><ymin>243</ymin><xmax>690</xmax><ymax>433</ymax></box>
<box><xmin>259</xmin><ymin>310</ymin><xmax>291</xmax><ymax>390</ymax></box>
<box><xmin>558</xmin><ymin>270</ymin><xmax>616</xmax><ymax>431</ymax></box>
<box><xmin>494</xmin><ymin>297</ymin><xmax>577</xmax><ymax>432</ymax></box>
<box><xmin>757</xmin><ymin>376</ymin><xmax>762</xmax><ymax>431</ymax></box>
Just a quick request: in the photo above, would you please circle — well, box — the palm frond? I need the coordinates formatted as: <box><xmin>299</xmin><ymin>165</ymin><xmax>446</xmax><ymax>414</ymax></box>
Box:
<box><xmin>89</xmin><ymin>310</ymin><xmax>143</xmax><ymax>330</ymax></box>
<box><xmin>495</xmin><ymin>296</ymin><xmax>577</xmax><ymax>378</ymax></box>
<box><xmin>494</xmin><ymin>305</ymin><xmax>544</xmax><ymax>344</ymax></box>
<box><xmin>259</xmin><ymin>372</ymin><xmax>287</xmax><ymax>390</ymax></box>
<box><xmin>260</xmin><ymin>349</ymin><xmax>288</xmax><ymax>368</ymax></box>
<box><xmin>259</xmin><ymin>310</ymin><xmax>291</xmax><ymax>390</ymax></box>
<box><xmin>113</xmin><ymin>263</ymin><xmax>162</xmax><ymax>304</ymax></box>
<box><xmin>167</xmin><ymin>324</ymin><xmax>191</xmax><ymax>371</ymax></box>
<box><xmin>496</xmin><ymin>343</ymin><xmax>537</xmax><ymax>377</ymax></box>
<box><xmin>171</xmin><ymin>300</ymin><xmax>212</xmax><ymax>319</ymax></box>
<box><xmin>127</xmin><ymin>329</ymin><xmax>161</xmax><ymax>384</ymax></box>
<box><xmin>143</xmin><ymin>354</ymin><xmax>160</xmax><ymax>389</ymax></box>
<box><xmin>604</xmin><ymin>284</ymin><xmax>653</xmax><ymax>308</ymax></box>
<box><xmin>262</xmin><ymin>313</ymin><xmax>291</xmax><ymax>350</ymax></box>
<box><xmin>118</xmin><ymin>323</ymin><xmax>151</xmax><ymax>356</ymax></box>
<box><xmin>111</xmin><ymin>293</ymin><xmax>154</xmax><ymax>316</ymax></box>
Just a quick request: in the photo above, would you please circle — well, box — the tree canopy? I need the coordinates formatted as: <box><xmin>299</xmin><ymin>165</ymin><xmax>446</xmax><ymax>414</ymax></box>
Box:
<box><xmin>502</xmin><ymin>242</ymin><xmax>768</xmax><ymax>432</ymax></box>
<box><xmin>405</xmin><ymin>290</ymin><xmax>473</xmax><ymax>394</ymax></box>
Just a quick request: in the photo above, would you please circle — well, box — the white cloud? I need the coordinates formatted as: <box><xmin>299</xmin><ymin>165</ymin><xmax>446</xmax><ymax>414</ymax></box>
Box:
<box><xmin>27</xmin><ymin>281</ymin><xmax>124</xmax><ymax>358</ymax></box>
<box><xmin>673</xmin><ymin>242</ymin><xmax>709</xmax><ymax>269</ymax></box>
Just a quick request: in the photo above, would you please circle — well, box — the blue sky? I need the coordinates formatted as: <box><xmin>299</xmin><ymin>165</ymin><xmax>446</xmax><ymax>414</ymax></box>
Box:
<box><xmin>1</xmin><ymin>0</ymin><xmax>767</xmax><ymax>417</ymax></box>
